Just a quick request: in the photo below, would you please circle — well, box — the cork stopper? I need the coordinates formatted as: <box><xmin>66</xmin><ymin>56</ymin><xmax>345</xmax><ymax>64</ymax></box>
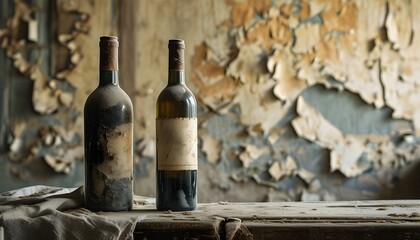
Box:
<box><xmin>100</xmin><ymin>36</ymin><xmax>119</xmax><ymax>71</ymax></box>
<box><xmin>168</xmin><ymin>39</ymin><xmax>185</xmax><ymax>71</ymax></box>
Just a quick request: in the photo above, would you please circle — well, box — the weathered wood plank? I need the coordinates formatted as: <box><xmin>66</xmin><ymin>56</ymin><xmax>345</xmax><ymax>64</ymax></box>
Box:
<box><xmin>134</xmin><ymin>219</ymin><xmax>223</xmax><ymax>240</ymax></box>
<box><xmin>101</xmin><ymin>200</ymin><xmax>420</xmax><ymax>240</ymax></box>
<box><xmin>243</xmin><ymin>223</ymin><xmax>420</xmax><ymax>240</ymax></box>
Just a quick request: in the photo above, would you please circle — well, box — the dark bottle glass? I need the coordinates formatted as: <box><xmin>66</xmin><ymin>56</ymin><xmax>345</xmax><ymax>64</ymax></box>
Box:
<box><xmin>84</xmin><ymin>36</ymin><xmax>134</xmax><ymax>211</ymax></box>
<box><xmin>156</xmin><ymin>39</ymin><xmax>198</xmax><ymax>211</ymax></box>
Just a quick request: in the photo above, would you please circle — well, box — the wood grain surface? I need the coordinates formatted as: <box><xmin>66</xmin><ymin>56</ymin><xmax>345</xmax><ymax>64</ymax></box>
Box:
<box><xmin>99</xmin><ymin>200</ymin><xmax>420</xmax><ymax>239</ymax></box>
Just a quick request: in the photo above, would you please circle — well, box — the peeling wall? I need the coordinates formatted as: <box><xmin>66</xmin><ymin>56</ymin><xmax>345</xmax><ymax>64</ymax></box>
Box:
<box><xmin>134</xmin><ymin>0</ymin><xmax>420</xmax><ymax>202</ymax></box>
<box><xmin>2</xmin><ymin>0</ymin><xmax>420</xmax><ymax>202</ymax></box>
<box><xmin>0</xmin><ymin>0</ymin><xmax>115</xmax><ymax>190</ymax></box>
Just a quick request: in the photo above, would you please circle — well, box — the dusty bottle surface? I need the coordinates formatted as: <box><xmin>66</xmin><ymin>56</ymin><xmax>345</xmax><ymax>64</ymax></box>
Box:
<box><xmin>156</xmin><ymin>39</ymin><xmax>198</xmax><ymax>211</ymax></box>
<box><xmin>84</xmin><ymin>36</ymin><xmax>134</xmax><ymax>211</ymax></box>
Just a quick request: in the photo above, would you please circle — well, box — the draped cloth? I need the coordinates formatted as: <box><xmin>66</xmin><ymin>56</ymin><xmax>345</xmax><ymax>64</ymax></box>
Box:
<box><xmin>0</xmin><ymin>185</ymin><xmax>141</xmax><ymax>240</ymax></box>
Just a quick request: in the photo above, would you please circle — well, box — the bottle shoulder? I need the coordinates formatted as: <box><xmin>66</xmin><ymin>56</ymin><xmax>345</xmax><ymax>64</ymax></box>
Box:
<box><xmin>157</xmin><ymin>84</ymin><xmax>196</xmax><ymax>103</ymax></box>
<box><xmin>156</xmin><ymin>84</ymin><xmax>197</xmax><ymax>118</ymax></box>
<box><xmin>85</xmin><ymin>85</ymin><xmax>133</xmax><ymax>111</ymax></box>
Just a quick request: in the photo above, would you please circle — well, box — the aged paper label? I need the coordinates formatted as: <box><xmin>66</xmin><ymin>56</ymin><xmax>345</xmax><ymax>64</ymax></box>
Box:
<box><xmin>156</xmin><ymin>118</ymin><xmax>198</xmax><ymax>170</ymax></box>
<box><xmin>97</xmin><ymin>123</ymin><xmax>133</xmax><ymax>180</ymax></box>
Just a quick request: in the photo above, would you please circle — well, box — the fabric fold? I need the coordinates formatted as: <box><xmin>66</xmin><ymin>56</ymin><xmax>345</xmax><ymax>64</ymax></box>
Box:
<box><xmin>0</xmin><ymin>185</ymin><xmax>139</xmax><ymax>240</ymax></box>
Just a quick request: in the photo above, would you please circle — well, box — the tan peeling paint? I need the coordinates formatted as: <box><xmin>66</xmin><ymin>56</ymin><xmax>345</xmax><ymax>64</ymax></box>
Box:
<box><xmin>293</xmin><ymin>97</ymin><xmax>372</xmax><ymax>177</ymax></box>
<box><xmin>386</xmin><ymin>0</ymin><xmax>412</xmax><ymax>50</ymax></box>
<box><xmin>246</xmin><ymin>21</ymin><xmax>273</xmax><ymax>51</ymax></box>
<box><xmin>269</xmin><ymin>49</ymin><xmax>308</xmax><ymax>103</ymax></box>
<box><xmin>268</xmin><ymin>16</ymin><xmax>292</xmax><ymax>46</ymax></box>
<box><xmin>269</xmin><ymin>156</ymin><xmax>297</xmax><ymax>181</ymax></box>
<box><xmin>293</xmin><ymin>23</ymin><xmax>321</xmax><ymax>54</ymax></box>
<box><xmin>239</xmin><ymin>145</ymin><xmax>270</xmax><ymax>168</ymax></box>
<box><xmin>292</xmin><ymin>96</ymin><xmax>344</xmax><ymax>149</ymax></box>
<box><xmin>297</xmin><ymin>168</ymin><xmax>316</xmax><ymax>184</ymax></box>
<box><xmin>308</xmin><ymin>0</ymin><xmax>328</xmax><ymax>18</ymax></box>
<box><xmin>231</xmin><ymin>1</ymin><xmax>254</xmax><ymax>28</ymax></box>
<box><xmin>329</xmin><ymin>137</ymin><xmax>369</xmax><ymax>177</ymax></box>
<box><xmin>233</xmin><ymin>84</ymin><xmax>287</xmax><ymax>135</ymax></box>
<box><xmin>227</xmin><ymin>43</ymin><xmax>265</xmax><ymax>85</ymax></box>
<box><xmin>30</xmin><ymin>65</ymin><xmax>60</xmax><ymax>115</ymax></box>
<box><xmin>322</xmin><ymin>1</ymin><xmax>357</xmax><ymax>32</ymax></box>
<box><xmin>249</xmin><ymin>0</ymin><xmax>271</xmax><ymax>14</ymax></box>
<box><xmin>200</xmin><ymin>131</ymin><xmax>221</xmax><ymax>165</ymax></box>
<box><xmin>355</xmin><ymin>0</ymin><xmax>387</xmax><ymax>41</ymax></box>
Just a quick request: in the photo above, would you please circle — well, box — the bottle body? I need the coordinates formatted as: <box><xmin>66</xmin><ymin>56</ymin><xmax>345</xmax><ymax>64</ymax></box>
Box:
<box><xmin>84</xmin><ymin>36</ymin><xmax>133</xmax><ymax>211</ymax></box>
<box><xmin>156</xmin><ymin>40</ymin><xmax>198</xmax><ymax>211</ymax></box>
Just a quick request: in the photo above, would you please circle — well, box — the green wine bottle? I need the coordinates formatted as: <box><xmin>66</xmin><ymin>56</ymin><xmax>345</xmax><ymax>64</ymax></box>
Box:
<box><xmin>156</xmin><ymin>39</ymin><xmax>198</xmax><ymax>211</ymax></box>
<box><xmin>84</xmin><ymin>36</ymin><xmax>134</xmax><ymax>211</ymax></box>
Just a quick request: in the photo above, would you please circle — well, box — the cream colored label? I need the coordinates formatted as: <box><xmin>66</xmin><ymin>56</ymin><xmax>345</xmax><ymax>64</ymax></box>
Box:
<box><xmin>156</xmin><ymin>118</ymin><xmax>198</xmax><ymax>171</ymax></box>
<box><xmin>97</xmin><ymin>123</ymin><xmax>133</xmax><ymax>180</ymax></box>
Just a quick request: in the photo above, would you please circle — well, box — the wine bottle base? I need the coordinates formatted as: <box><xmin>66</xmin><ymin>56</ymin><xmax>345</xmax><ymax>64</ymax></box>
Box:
<box><xmin>85</xmin><ymin>177</ymin><xmax>133</xmax><ymax>212</ymax></box>
<box><xmin>156</xmin><ymin>170</ymin><xmax>197</xmax><ymax>212</ymax></box>
<box><xmin>156</xmin><ymin>206</ymin><xmax>196</xmax><ymax>212</ymax></box>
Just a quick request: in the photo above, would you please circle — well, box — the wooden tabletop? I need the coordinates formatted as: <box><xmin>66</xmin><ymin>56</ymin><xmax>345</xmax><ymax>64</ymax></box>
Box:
<box><xmin>100</xmin><ymin>200</ymin><xmax>420</xmax><ymax>239</ymax></box>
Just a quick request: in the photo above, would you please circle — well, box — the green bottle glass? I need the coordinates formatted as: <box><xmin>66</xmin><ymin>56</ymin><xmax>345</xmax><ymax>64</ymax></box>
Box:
<box><xmin>84</xmin><ymin>36</ymin><xmax>134</xmax><ymax>211</ymax></box>
<box><xmin>156</xmin><ymin>39</ymin><xmax>198</xmax><ymax>211</ymax></box>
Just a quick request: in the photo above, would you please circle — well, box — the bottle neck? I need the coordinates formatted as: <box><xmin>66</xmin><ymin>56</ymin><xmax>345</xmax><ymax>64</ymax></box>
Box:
<box><xmin>99</xmin><ymin>71</ymin><xmax>119</xmax><ymax>86</ymax></box>
<box><xmin>99</xmin><ymin>36</ymin><xmax>119</xmax><ymax>86</ymax></box>
<box><xmin>168</xmin><ymin>70</ymin><xmax>185</xmax><ymax>85</ymax></box>
<box><xmin>167</xmin><ymin>39</ymin><xmax>185</xmax><ymax>85</ymax></box>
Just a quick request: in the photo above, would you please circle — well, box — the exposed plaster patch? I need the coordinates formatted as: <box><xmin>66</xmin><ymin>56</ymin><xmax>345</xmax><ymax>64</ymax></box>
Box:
<box><xmin>239</xmin><ymin>145</ymin><xmax>270</xmax><ymax>168</ymax></box>
<box><xmin>227</xmin><ymin>43</ymin><xmax>265</xmax><ymax>85</ymax></box>
<box><xmin>269</xmin><ymin>49</ymin><xmax>308</xmax><ymax>103</ymax></box>
<box><xmin>200</xmin><ymin>131</ymin><xmax>222</xmax><ymax>165</ymax></box>
<box><xmin>297</xmin><ymin>168</ymin><xmax>316</xmax><ymax>184</ymax></box>
<box><xmin>292</xmin><ymin>23</ymin><xmax>321</xmax><ymax>54</ymax></box>
<box><xmin>292</xmin><ymin>96</ymin><xmax>370</xmax><ymax>177</ymax></box>
<box><xmin>385</xmin><ymin>0</ymin><xmax>412</xmax><ymax>50</ymax></box>
<box><xmin>234</xmin><ymin>84</ymin><xmax>286</xmax><ymax>135</ymax></box>
<box><xmin>268</xmin><ymin>156</ymin><xmax>297</xmax><ymax>181</ymax></box>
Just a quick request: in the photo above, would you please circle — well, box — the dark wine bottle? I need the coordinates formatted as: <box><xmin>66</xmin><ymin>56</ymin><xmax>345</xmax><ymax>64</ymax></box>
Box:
<box><xmin>84</xmin><ymin>36</ymin><xmax>134</xmax><ymax>211</ymax></box>
<box><xmin>156</xmin><ymin>39</ymin><xmax>198</xmax><ymax>211</ymax></box>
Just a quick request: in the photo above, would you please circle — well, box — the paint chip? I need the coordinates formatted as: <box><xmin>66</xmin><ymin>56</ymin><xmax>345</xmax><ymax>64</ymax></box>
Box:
<box><xmin>269</xmin><ymin>156</ymin><xmax>298</xmax><ymax>180</ymax></box>
<box><xmin>239</xmin><ymin>145</ymin><xmax>270</xmax><ymax>168</ymax></box>
<box><xmin>200</xmin><ymin>131</ymin><xmax>221</xmax><ymax>165</ymax></box>
<box><xmin>293</xmin><ymin>23</ymin><xmax>321</xmax><ymax>54</ymax></box>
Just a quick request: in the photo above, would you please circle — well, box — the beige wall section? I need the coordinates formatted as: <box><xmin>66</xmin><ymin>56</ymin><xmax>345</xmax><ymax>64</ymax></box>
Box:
<box><xmin>134</xmin><ymin>0</ymin><xmax>230</xmax><ymax>139</ymax></box>
<box><xmin>66</xmin><ymin>0</ymin><xmax>116</xmax><ymax>126</ymax></box>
